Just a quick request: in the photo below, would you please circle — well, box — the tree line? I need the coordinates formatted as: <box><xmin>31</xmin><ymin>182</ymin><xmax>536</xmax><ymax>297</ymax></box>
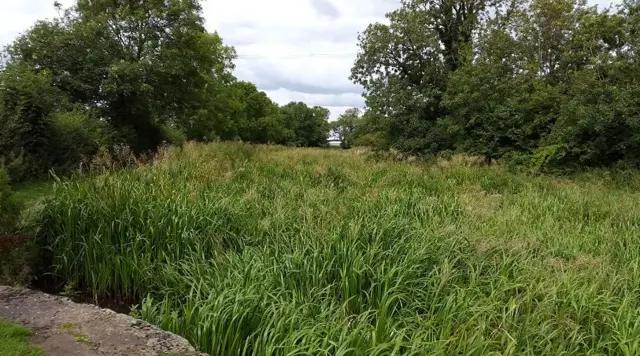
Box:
<box><xmin>0</xmin><ymin>0</ymin><xmax>330</xmax><ymax>183</ymax></box>
<box><xmin>343</xmin><ymin>0</ymin><xmax>640</xmax><ymax>170</ymax></box>
<box><xmin>4</xmin><ymin>0</ymin><xmax>639</xmax><ymax>184</ymax></box>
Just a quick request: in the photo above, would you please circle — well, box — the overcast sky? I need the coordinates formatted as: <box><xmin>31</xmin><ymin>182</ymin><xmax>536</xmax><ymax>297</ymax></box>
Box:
<box><xmin>0</xmin><ymin>0</ymin><xmax>621</xmax><ymax>120</ymax></box>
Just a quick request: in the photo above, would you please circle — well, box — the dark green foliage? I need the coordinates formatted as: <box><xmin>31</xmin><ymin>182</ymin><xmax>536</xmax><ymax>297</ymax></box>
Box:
<box><xmin>353</xmin><ymin>0</ymin><xmax>640</xmax><ymax>170</ymax></box>
<box><xmin>281</xmin><ymin>102</ymin><xmax>330</xmax><ymax>147</ymax></box>
<box><xmin>330</xmin><ymin>108</ymin><xmax>387</xmax><ymax>149</ymax></box>
<box><xmin>330</xmin><ymin>108</ymin><xmax>360</xmax><ymax>149</ymax></box>
<box><xmin>1</xmin><ymin>0</ymin><xmax>334</xmax><ymax>183</ymax></box>
<box><xmin>49</xmin><ymin>110</ymin><xmax>115</xmax><ymax>173</ymax></box>
<box><xmin>0</xmin><ymin>66</ymin><xmax>59</xmax><ymax>181</ymax></box>
<box><xmin>0</xmin><ymin>0</ymin><xmax>237</xmax><ymax>181</ymax></box>
<box><xmin>0</xmin><ymin>167</ymin><xmax>39</xmax><ymax>286</ymax></box>
<box><xmin>443</xmin><ymin>63</ymin><xmax>560</xmax><ymax>161</ymax></box>
<box><xmin>225</xmin><ymin>81</ymin><xmax>293</xmax><ymax>144</ymax></box>
<box><xmin>5</xmin><ymin>0</ymin><xmax>235</xmax><ymax>152</ymax></box>
<box><xmin>218</xmin><ymin>82</ymin><xmax>330</xmax><ymax>146</ymax></box>
<box><xmin>0</xmin><ymin>64</ymin><xmax>113</xmax><ymax>181</ymax></box>
<box><xmin>538</xmin><ymin>69</ymin><xmax>640</xmax><ymax>170</ymax></box>
<box><xmin>350</xmin><ymin>0</ymin><xmax>507</xmax><ymax>154</ymax></box>
<box><xmin>351</xmin><ymin>110</ymin><xmax>389</xmax><ymax>149</ymax></box>
<box><xmin>0</xmin><ymin>167</ymin><xmax>19</xmax><ymax>234</ymax></box>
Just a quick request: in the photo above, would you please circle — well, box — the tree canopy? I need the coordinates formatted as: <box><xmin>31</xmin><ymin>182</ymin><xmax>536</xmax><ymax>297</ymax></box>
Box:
<box><xmin>352</xmin><ymin>0</ymin><xmax>640</xmax><ymax>170</ymax></box>
<box><xmin>0</xmin><ymin>0</ymin><xmax>331</xmax><ymax>182</ymax></box>
<box><xmin>3</xmin><ymin>0</ymin><xmax>637</xmax><ymax>181</ymax></box>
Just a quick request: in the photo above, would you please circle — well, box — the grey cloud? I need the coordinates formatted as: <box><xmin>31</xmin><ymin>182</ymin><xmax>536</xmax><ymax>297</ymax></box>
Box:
<box><xmin>309</xmin><ymin>0</ymin><xmax>340</xmax><ymax>19</ymax></box>
<box><xmin>203</xmin><ymin>0</ymin><xmax>397</xmax><ymax>110</ymax></box>
<box><xmin>239</xmin><ymin>62</ymin><xmax>361</xmax><ymax>96</ymax></box>
<box><xmin>218</xmin><ymin>32</ymin><xmax>258</xmax><ymax>47</ymax></box>
<box><xmin>306</xmin><ymin>95</ymin><xmax>364</xmax><ymax>108</ymax></box>
<box><xmin>256</xmin><ymin>76</ymin><xmax>362</xmax><ymax>96</ymax></box>
<box><xmin>264</xmin><ymin>88</ymin><xmax>365</xmax><ymax>108</ymax></box>
<box><xmin>289</xmin><ymin>24</ymin><xmax>362</xmax><ymax>44</ymax></box>
<box><xmin>340</xmin><ymin>0</ymin><xmax>400</xmax><ymax>17</ymax></box>
<box><xmin>216</xmin><ymin>22</ymin><xmax>363</xmax><ymax>47</ymax></box>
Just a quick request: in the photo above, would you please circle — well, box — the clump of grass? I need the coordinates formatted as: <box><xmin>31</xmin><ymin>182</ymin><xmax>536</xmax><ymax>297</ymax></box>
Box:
<box><xmin>31</xmin><ymin>142</ymin><xmax>640</xmax><ymax>355</ymax></box>
<box><xmin>0</xmin><ymin>319</ymin><xmax>43</xmax><ymax>356</ymax></box>
<box><xmin>58</xmin><ymin>322</ymin><xmax>97</xmax><ymax>350</ymax></box>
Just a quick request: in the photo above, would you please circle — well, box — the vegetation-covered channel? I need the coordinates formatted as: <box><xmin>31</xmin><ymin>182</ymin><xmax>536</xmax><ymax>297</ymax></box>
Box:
<box><xmin>29</xmin><ymin>143</ymin><xmax>640</xmax><ymax>355</ymax></box>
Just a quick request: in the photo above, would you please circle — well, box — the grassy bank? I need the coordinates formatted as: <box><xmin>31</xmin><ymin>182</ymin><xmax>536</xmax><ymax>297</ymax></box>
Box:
<box><xmin>31</xmin><ymin>142</ymin><xmax>640</xmax><ymax>355</ymax></box>
<box><xmin>0</xmin><ymin>319</ymin><xmax>43</xmax><ymax>356</ymax></box>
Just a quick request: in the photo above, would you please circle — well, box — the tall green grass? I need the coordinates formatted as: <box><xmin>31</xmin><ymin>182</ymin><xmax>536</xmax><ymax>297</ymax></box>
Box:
<box><xmin>32</xmin><ymin>142</ymin><xmax>640</xmax><ymax>355</ymax></box>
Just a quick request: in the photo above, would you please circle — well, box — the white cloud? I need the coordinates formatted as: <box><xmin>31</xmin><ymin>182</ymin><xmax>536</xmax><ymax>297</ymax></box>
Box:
<box><xmin>0</xmin><ymin>1</ymin><xmax>74</xmax><ymax>48</ymax></box>
<box><xmin>0</xmin><ymin>0</ymin><xmax>623</xmax><ymax>120</ymax></box>
<box><xmin>203</xmin><ymin>0</ymin><xmax>620</xmax><ymax>119</ymax></box>
<box><xmin>202</xmin><ymin>0</ymin><xmax>398</xmax><ymax>119</ymax></box>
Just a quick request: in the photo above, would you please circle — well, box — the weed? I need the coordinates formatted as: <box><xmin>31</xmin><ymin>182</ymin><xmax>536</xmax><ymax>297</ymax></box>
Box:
<box><xmin>59</xmin><ymin>322</ymin><xmax>78</xmax><ymax>330</ymax></box>
<box><xmin>29</xmin><ymin>142</ymin><xmax>640</xmax><ymax>355</ymax></box>
<box><xmin>58</xmin><ymin>322</ymin><xmax>97</xmax><ymax>351</ymax></box>
<box><xmin>129</xmin><ymin>304</ymin><xmax>141</xmax><ymax>319</ymax></box>
<box><xmin>60</xmin><ymin>281</ymin><xmax>79</xmax><ymax>298</ymax></box>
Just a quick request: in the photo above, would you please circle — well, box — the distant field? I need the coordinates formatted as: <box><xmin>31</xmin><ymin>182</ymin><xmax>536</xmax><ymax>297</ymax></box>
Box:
<box><xmin>32</xmin><ymin>142</ymin><xmax>640</xmax><ymax>355</ymax></box>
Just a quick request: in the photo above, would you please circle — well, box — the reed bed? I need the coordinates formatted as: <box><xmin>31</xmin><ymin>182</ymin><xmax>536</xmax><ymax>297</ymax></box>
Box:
<box><xmin>32</xmin><ymin>142</ymin><xmax>640</xmax><ymax>355</ymax></box>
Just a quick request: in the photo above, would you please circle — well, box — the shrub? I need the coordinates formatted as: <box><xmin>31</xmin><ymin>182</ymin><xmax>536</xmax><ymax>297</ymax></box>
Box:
<box><xmin>0</xmin><ymin>66</ymin><xmax>60</xmax><ymax>182</ymax></box>
<box><xmin>0</xmin><ymin>166</ymin><xmax>38</xmax><ymax>286</ymax></box>
<box><xmin>353</xmin><ymin>132</ymin><xmax>388</xmax><ymax>149</ymax></box>
<box><xmin>87</xmin><ymin>144</ymin><xmax>139</xmax><ymax>174</ymax></box>
<box><xmin>0</xmin><ymin>167</ymin><xmax>19</xmax><ymax>233</ymax></box>
<box><xmin>49</xmin><ymin>110</ymin><xmax>114</xmax><ymax>175</ymax></box>
<box><xmin>161</xmin><ymin>126</ymin><xmax>187</xmax><ymax>147</ymax></box>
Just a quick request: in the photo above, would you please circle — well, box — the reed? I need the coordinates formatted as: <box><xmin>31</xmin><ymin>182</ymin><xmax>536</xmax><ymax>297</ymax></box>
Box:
<box><xmin>32</xmin><ymin>142</ymin><xmax>640</xmax><ymax>355</ymax></box>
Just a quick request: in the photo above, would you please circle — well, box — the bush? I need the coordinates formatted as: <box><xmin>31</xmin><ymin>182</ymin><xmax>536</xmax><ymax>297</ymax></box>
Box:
<box><xmin>87</xmin><ymin>144</ymin><xmax>140</xmax><ymax>174</ymax></box>
<box><xmin>2</xmin><ymin>150</ymin><xmax>31</xmax><ymax>184</ymax></box>
<box><xmin>0</xmin><ymin>66</ymin><xmax>61</xmax><ymax>182</ymax></box>
<box><xmin>0</xmin><ymin>65</ymin><xmax>117</xmax><ymax>182</ymax></box>
<box><xmin>0</xmin><ymin>166</ymin><xmax>37</xmax><ymax>286</ymax></box>
<box><xmin>0</xmin><ymin>167</ymin><xmax>19</xmax><ymax>233</ymax></box>
<box><xmin>161</xmin><ymin>126</ymin><xmax>187</xmax><ymax>147</ymax></box>
<box><xmin>49</xmin><ymin>110</ymin><xmax>114</xmax><ymax>175</ymax></box>
<box><xmin>353</xmin><ymin>132</ymin><xmax>388</xmax><ymax>149</ymax></box>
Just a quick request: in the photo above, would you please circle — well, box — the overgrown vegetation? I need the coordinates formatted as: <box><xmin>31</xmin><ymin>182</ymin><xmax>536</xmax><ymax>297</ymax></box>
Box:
<box><xmin>4</xmin><ymin>0</ymin><xmax>639</xmax><ymax>187</ymax></box>
<box><xmin>349</xmin><ymin>0</ymin><xmax>640</xmax><ymax>170</ymax></box>
<box><xmin>0</xmin><ymin>166</ymin><xmax>38</xmax><ymax>286</ymax></box>
<box><xmin>30</xmin><ymin>142</ymin><xmax>640</xmax><ymax>355</ymax></box>
<box><xmin>0</xmin><ymin>319</ymin><xmax>43</xmax><ymax>356</ymax></box>
<box><xmin>0</xmin><ymin>167</ymin><xmax>19</xmax><ymax>234</ymax></box>
<box><xmin>3</xmin><ymin>0</ymin><xmax>640</xmax><ymax>354</ymax></box>
<box><xmin>0</xmin><ymin>0</ymin><xmax>329</xmax><ymax>184</ymax></box>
